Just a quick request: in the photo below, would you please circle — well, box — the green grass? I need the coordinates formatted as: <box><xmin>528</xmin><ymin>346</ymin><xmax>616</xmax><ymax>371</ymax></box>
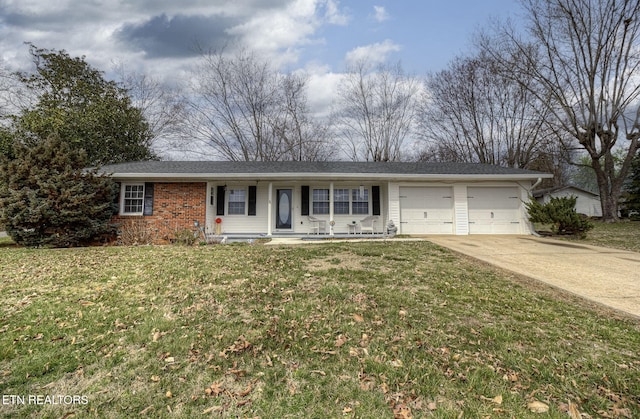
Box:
<box><xmin>559</xmin><ymin>220</ymin><xmax>640</xmax><ymax>252</ymax></box>
<box><xmin>0</xmin><ymin>242</ymin><xmax>639</xmax><ymax>418</ymax></box>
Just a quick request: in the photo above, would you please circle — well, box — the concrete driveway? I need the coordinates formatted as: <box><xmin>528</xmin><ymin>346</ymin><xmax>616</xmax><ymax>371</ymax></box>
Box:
<box><xmin>425</xmin><ymin>235</ymin><xmax>640</xmax><ymax>319</ymax></box>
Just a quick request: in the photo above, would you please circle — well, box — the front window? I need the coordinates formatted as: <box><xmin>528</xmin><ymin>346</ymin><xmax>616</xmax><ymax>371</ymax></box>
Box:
<box><xmin>352</xmin><ymin>188</ymin><xmax>369</xmax><ymax>215</ymax></box>
<box><xmin>123</xmin><ymin>184</ymin><xmax>144</xmax><ymax>214</ymax></box>
<box><xmin>334</xmin><ymin>188</ymin><xmax>349</xmax><ymax>214</ymax></box>
<box><xmin>228</xmin><ymin>189</ymin><xmax>246</xmax><ymax>215</ymax></box>
<box><xmin>312</xmin><ymin>189</ymin><xmax>329</xmax><ymax>214</ymax></box>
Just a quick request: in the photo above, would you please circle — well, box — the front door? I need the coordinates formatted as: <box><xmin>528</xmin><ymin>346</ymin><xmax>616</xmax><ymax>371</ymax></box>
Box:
<box><xmin>276</xmin><ymin>189</ymin><xmax>292</xmax><ymax>229</ymax></box>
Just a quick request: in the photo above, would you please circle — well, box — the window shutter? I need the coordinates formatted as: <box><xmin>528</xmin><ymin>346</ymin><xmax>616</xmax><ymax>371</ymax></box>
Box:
<box><xmin>248</xmin><ymin>185</ymin><xmax>257</xmax><ymax>216</ymax></box>
<box><xmin>143</xmin><ymin>183</ymin><xmax>154</xmax><ymax>216</ymax></box>
<box><xmin>216</xmin><ymin>186</ymin><xmax>225</xmax><ymax>216</ymax></box>
<box><xmin>301</xmin><ymin>186</ymin><xmax>309</xmax><ymax>216</ymax></box>
<box><xmin>112</xmin><ymin>182</ymin><xmax>121</xmax><ymax>215</ymax></box>
<box><xmin>372</xmin><ymin>185</ymin><xmax>381</xmax><ymax>216</ymax></box>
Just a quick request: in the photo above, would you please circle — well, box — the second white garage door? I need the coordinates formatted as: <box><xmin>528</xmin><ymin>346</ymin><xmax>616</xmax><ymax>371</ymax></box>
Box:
<box><xmin>399</xmin><ymin>187</ymin><xmax>454</xmax><ymax>234</ymax></box>
<box><xmin>467</xmin><ymin>187</ymin><xmax>522</xmax><ymax>234</ymax></box>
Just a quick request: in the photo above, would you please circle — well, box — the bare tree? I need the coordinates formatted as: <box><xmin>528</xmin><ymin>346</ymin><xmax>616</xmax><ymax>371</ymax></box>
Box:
<box><xmin>186</xmin><ymin>49</ymin><xmax>328</xmax><ymax>161</ymax></box>
<box><xmin>273</xmin><ymin>73</ymin><xmax>331</xmax><ymax>161</ymax></box>
<box><xmin>0</xmin><ymin>60</ymin><xmax>33</xmax><ymax>121</ymax></box>
<box><xmin>332</xmin><ymin>60</ymin><xmax>419</xmax><ymax>162</ymax></box>
<box><xmin>482</xmin><ymin>0</ymin><xmax>640</xmax><ymax>221</ymax></box>
<box><xmin>417</xmin><ymin>53</ymin><xmax>557</xmax><ymax>171</ymax></box>
<box><xmin>115</xmin><ymin>65</ymin><xmax>189</xmax><ymax>158</ymax></box>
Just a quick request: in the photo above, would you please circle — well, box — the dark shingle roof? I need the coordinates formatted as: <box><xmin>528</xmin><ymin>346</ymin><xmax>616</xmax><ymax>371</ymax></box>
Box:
<box><xmin>100</xmin><ymin>161</ymin><xmax>551</xmax><ymax>178</ymax></box>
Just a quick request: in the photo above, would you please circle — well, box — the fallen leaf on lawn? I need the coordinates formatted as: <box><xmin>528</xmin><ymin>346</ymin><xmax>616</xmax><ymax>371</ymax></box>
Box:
<box><xmin>427</xmin><ymin>402</ymin><xmax>437</xmax><ymax>411</ymax></box>
<box><xmin>153</xmin><ymin>332</ymin><xmax>162</xmax><ymax>342</ymax></box>
<box><xmin>527</xmin><ymin>400</ymin><xmax>549</xmax><ymax>413</ymax></box>
<box><xmin>390</xmin><ymin>359</ymin><xmax>403</xmax><ymax>368</ymax></box>
<box><xmin>503</xmin><ymin>372</ymin><xmax>518</xmax><ymax>382</ymax></box>
<box><xmin>205</xmin><ymin>382</ymin><xmax>224</xmax><ymax>397</ymax></box>
<box><xmin>165</xmin><ymin>390</ymin><xmax>172</xmax><ymax>398</ymax></box>
<box><xmin>611</xmin><ymin>407</ymin><xmax>633</xmax><ymax>418</ymax></box>
<box><xmin>139</xmin><ymin>405</ymin><xmax>154</xmax><ymax>415</ymax></box>
<box><xmin>567</xmin><ymin>402</ymin><xmax>581</xmax><ymax>419</ymax></box>
<box><xmin>150</xmin><ymin>375</ymin><xmax>160</xmax><ymax>382</ymax></box>
<box><xmin>342</xmin><ymin>406</ymin><xmax>353</xmax><ymax>414</ymax></box>
<box><xmin>335</xmin><ymin>334</ymin><xmax>348</xmax><ymax>348</ymax></box>
<box><xmin>202</xmin><ymin>406</ymin><xmax>223</xmax><ymax>414</ymax></box>
<box><xmin>164</xmin><ymin>357</ymin><xmax>175</xmax><ymax>364</ymax></box>
<box><xmin>359</xmin><ymin>333</ymin><xmax>371</xmax><ymax>347</ymax></box>
<box><xmin>237</xmin><ymin>383</ymin><xmax>253</xmax><ymax>397</ymax></box>
<box><xmin>481</xmin><ymin>395</ymin><xmax>503</xmax><ymax>405</ymax></box>
<box><xmin>393</xmin><ymin>404</ymin><xmax>412</xmax><ymax>419</ymax></box>
<box><xmin>352</xmin><ymin>314</ymin><xmax>364</xmax><ymax>322</ymax></box>
<box><xmin>236</xmin><ymin>398</ymin><xmax>251</xmax><ymax>407</ymax></box>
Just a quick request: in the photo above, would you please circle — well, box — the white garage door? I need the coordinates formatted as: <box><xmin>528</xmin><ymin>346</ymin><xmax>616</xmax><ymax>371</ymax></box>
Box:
<box><xmin>399</xmin><ymin>187</ymin><xmax>454</xmax><ymax>234</ymax></box>
<box><xmin>467</xmin><ymin>187</ymin><xmax>521</xmax><ymax>234</ymax></box>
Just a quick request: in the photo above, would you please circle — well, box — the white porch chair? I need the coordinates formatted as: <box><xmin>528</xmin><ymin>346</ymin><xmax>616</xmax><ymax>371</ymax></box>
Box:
<box><xmin>307</xmin><ymin>216</ymin><xmax>327</xmax><ymax>235</ymax></box>
<box><xmin>359</xmin><ymin>216</ymin><xmax>378</xmax><ymax>234</ymax></box>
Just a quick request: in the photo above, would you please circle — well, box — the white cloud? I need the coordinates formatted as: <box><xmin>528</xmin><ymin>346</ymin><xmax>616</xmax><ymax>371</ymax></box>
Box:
<box><xmin>344</xmin><ymin>39</ymin><xmax>401</xmax><ymax>67</ymax></box>
<box><xmin>303</xmin><ymin>63</ymin><xmax>345</xmax><ymax>118</ymax></box>
<box><xmin>324</xmin><ymin>0</ymin><xmax>350</xmax><ymax>25</ymax></box>
<box><xmin>372</xmin><ymin>6</ymin><xmax>389</xmax><ymax>22</ymax></box>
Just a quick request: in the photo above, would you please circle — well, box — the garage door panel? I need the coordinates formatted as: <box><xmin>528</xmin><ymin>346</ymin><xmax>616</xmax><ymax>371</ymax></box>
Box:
<box><xmin>468</xmin><ymin>187</ymin><xmax>521</xmax><ymax>234</ymax></box>
<box><xmin>400</xmin><ymin>187</ymin><xmax>453</xmax><ymax>234</ymax></box>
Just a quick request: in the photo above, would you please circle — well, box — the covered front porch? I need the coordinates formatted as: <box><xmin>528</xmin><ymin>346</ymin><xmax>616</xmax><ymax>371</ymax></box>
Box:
<box><xmin>205</xmin><ymin>180</ymin><xmax>388</xmax><ymax>237</ymax></box>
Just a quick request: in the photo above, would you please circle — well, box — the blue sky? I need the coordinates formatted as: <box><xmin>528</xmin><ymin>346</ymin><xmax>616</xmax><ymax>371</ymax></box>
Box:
<box><xmin>0</xmin><ymin>0</ymin><xmax>524</xmax><ymax>113</ymax></box>
<box><xmin>309</xmin><ymin>0</ymin><xmax>522</xmax><ymax>74</ymax></box>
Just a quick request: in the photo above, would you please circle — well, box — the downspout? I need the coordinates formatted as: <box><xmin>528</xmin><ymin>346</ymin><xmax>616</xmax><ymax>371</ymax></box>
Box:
<box><xmin>529</xmin><ymin>177</ymin><xmax>543</xmax><ymax>237</ymax></box>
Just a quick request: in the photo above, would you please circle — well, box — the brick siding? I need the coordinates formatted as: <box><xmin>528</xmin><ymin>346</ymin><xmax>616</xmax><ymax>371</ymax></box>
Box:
<box><xmin>113</xmin><ymin>182</ymin><xmax>207</xmax><ymax>244</ymax></box>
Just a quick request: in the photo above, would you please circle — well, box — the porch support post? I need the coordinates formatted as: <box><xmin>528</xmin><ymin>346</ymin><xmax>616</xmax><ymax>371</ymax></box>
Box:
<box><xmin>267</xmin><ymin>182</ymin><xmax>273</xmax><ymax>236</ymax></box>
<box><xmin>329</xmin><ymin>182</ymin><xmax>334</xmax><ymax>236</ymax></box>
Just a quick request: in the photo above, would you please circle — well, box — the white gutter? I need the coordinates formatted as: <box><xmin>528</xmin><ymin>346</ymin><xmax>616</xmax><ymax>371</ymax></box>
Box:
<box><xmin>530</xmin><ymin>177</ymin><xmax>543</xmax><ymax>190</ymax></box>
<box><xmin>528</xmin><ymin>177</ymin><xmax>544</xmax><ymax>237</ymax></box>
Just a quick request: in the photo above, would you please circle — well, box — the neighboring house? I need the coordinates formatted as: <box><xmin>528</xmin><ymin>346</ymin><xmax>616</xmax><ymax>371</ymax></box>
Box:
<box><xmin>100</xmin><ymin>161</ymin><xmax>553</xmax><ymax>243</ymax></box>
<box><xmin>532</xmin><ymin>185</ymin><xmax>602</xmax><ymax>218</ymax></box>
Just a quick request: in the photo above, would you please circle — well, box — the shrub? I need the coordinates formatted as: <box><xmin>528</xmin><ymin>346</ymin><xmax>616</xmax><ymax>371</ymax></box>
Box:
<box><xmin>526</xmin><ymin>196</ymin><xmax>594</xmax><ymax>237</ymax></box>
<box><xmin>0</xmin><ymin>136</ymin><xmax>117</xmax><ymax>247</ymax></box>
<box><xmin>116</xmin><ymin>219</ymin><xmax>157</xmax><ymax>246</ymax></box>
<box><xmin>173</xmin><ymin>228</ymin><xmax>197</xmax><ymax>246</ymax></box>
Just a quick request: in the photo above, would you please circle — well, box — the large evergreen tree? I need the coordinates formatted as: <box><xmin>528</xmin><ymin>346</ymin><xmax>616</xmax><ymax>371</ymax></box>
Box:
<box><xmin>0</xmin><ymin>135</ymin><xmax>117</xmax><ymax>247</ymax></box>
<box><xmin>9</xmin><ymin>45</ymin><xmax>156</xmax><ymax>166</ymax></box>
<box><xmin>623</xmin><ymin>151</ymin><xmax>640</xmax><ymax>216</ymax></box>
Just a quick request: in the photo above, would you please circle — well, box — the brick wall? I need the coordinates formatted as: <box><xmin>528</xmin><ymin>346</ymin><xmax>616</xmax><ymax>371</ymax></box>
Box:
<box><xmin>113</xmin><ymin>182</ymin><xmax>207</xmax><ymax>244</ymax></box>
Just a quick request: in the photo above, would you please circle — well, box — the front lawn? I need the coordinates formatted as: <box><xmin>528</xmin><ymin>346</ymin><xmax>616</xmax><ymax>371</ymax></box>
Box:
<box><xmin>562</xmin><ymin>220</ymin><xmax>640</xmax><ymax>252</ymax></box>
<box><xmin>0</xmin><ymin>242</ymin><xmax>639</xmax><ymax>418</ymax></box>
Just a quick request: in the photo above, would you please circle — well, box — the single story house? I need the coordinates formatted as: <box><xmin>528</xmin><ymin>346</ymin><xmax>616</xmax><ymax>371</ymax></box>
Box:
<box><xmin>100</xmin><ymin>161</ymin><xmax>553</xmax><ymax>243</ymax></box>
<box><xmin>532</xmin><ymin>185</ymin><xmax>602</xmax><ymax>218</ymax></box>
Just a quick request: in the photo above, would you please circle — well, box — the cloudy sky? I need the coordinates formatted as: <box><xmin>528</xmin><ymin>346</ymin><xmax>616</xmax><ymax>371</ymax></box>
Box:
<box><xmin>0</xmin><ymin>0</ymin><xmax>522</xmax><ymax>115</ymax></box>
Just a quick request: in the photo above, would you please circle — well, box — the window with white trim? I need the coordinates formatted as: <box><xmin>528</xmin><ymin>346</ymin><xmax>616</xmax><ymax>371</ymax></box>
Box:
<box><xmin>334</xmin><ymin>188</ymin><xmax>349</xmax><ymax>214</ymax></box>
<box><xmin>312</xmin><ymin>189</ymin><xmax>329</xmax><ymax>214</ymax></box>
<box><xmin>122</xmin><ymin>184</ymin><xmax>144</xmax><ymax>214</ymax></box>
<box><xmin>352</xmin><ymin>188</ymin><xmax>369</xmax><ymax>214</ymax></box>
<box><xmin>228</xmin><ymin>188</ymin><xmax>246</xmax><ymax>215</ymax></box>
